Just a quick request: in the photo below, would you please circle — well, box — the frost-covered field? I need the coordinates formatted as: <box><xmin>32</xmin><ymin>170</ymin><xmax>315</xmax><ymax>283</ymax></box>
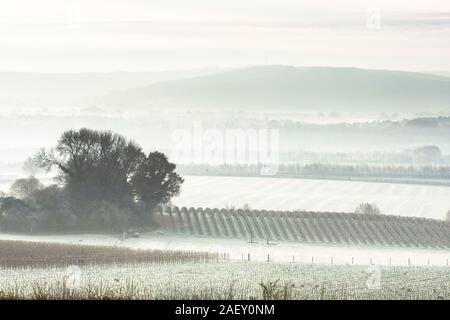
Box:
<box><xmin>1</xmin><ymin>261</ymin><xmax>449</xmax><ymax>299</ymax></box>
<box><xmin>2</xmin><ymin>175</ymin><xmax>450</xmax><ymax>220</ymax></box>
<box><xmin>1</xmin><ymin>232</ymin><xmax>448</xmax><ymax>267</ymax></box>
<box><xmin>0</xmin><ymin>234</ymin><xmax>448</xmax><ymax>299</ymax></box>
<box><xmin>173</xmin><ymin>176</ymin><xmax>450</xmax><ymax>220</ymax></box>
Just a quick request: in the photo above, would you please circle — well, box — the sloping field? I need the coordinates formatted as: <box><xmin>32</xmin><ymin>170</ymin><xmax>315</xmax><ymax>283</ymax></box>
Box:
<box><xmin>155</xmin><ymin>206</ymin><xmax>450</xmax><ymax>249</ymax></box>
<box><xmin>173</xmin><ymin>176</ymin><xmax>450</xmax><ymax>220</ymax></box>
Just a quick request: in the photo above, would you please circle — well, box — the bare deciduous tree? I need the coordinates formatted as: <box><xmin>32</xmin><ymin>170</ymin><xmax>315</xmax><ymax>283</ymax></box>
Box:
<box><xmin>32</xmin><ymin>128</ymin><xmax>183</xmax><ymax>230</ymax></box>
<box><xmin>9</xmin><ymin>177</ymin><xmax>43</xmax><ymax>199</ymax></box>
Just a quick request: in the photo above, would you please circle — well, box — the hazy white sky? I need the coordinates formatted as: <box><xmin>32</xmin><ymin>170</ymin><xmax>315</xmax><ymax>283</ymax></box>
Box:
<box><xmin>0</xmin><ymin>0</ymin><xmax>449</xmax><ymax>72</ymax></box>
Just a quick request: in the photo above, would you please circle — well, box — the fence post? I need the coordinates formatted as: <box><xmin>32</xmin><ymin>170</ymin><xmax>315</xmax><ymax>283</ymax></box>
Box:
<box><xmin>292</xmin><ymin>255</ymin><xmax>295</xmax><ymax>263</ymax></box>
<box><xmin>351</xmin><ymin>257</ymin><xmax>354</xmax><ymax>265</ymax></box>
<box><xmin>248</xmin><ymin>253</ymin><xmax>250</xmax><ymax>261</ymax></box>
<box><xmin>267</xmin><ymin>254</ymin><xmax>270</xmax><ymax>262</ymax></box>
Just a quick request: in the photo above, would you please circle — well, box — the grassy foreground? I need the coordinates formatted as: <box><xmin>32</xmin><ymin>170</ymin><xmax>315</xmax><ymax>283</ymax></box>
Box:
<box><xmin>0</xmin><ymin>240</ymin><xmax>449</xmax><ymax>300</ymax></box>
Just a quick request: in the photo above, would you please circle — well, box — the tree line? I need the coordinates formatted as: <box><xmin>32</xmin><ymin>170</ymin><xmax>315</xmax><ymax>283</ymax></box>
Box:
<box><xmin>0</xmin><ymin>128</ymin><xmax>183</xmax><ymax>233</ymax></box>
<box><xmin>177</xmin><ymin>163</ymin><xmax>450</xmax><ymax>180</ymax></box>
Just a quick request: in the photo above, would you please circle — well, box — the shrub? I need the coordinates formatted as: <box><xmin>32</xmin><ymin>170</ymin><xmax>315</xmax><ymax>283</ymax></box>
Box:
<box><xmin>84</xmin><ymin>201</ymin><xmax>129</xmax><ymax>232</ymax></box>
<box><xmin>355</xmin><ymin>202</ymin><xmax>381</xmax><ymax>215</ymax></box>
<box><xmin>0</xmin><ymin>184</ymin><xmax>77</xmax><ymax>232</ymax></box>
<box><xmin>0</xmin><ymin>197</ymin><xmax>36</xmax><ymax>232</ymax></box>
<box><xmin>29</xmin><ymin>185</ymin><xmax>77</xmax><ymax>230</ymax></box>
<box><xmin>9</xmin><ymin>176</ymin><xmax>43</xmax><ymax>199</ymax></box>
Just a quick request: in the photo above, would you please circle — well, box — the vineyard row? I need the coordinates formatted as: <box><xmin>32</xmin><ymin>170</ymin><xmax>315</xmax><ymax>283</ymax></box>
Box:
<box><xmin>154</xmin><ymin>206</ymin><xmax>450</xmax><ymax>249</ymax></box>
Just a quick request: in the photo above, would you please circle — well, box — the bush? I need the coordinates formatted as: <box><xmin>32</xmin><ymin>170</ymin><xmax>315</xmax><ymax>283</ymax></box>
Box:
<box><xmin>9</xmin><ymin>176</ymin><xmax>43</xmax><ymax>199</ymax></box>
<box><xmin>83</xmin><ymin>201</ymin><xmax>129</xmax><ymax>233</ymax></box>
<box><xmin>0</xmin><ymin>197</ymin><xmax>37</xmax><ymax>232</ymax></box>
<box><xmin>0</xmin><ymin>184</ymin><xmax>147</xmax><ymax>233</ymax></box>
<box><xmin>355</xmin><ymin>202</ymin><xmax>381</xmax><ymax>215</ymax></box>
<box><xmin>0</xmin><ymin>184</ymin><xmax>78</xmax><ymax>232</ymax></box>
<box><xmin>29</xmin><ymin>185</ymin><xmax>77</xmax><ymax>230</ymax></box>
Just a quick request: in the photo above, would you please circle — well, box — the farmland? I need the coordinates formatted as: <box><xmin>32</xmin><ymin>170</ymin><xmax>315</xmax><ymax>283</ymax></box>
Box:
<box><xmin>0</xmin><ymin>244</ymin><xmax>448</xmax><ymax>299</ymax></box>
<box><xmin>1</xmin><ymin>175</ymin><xmax>449</xmax><ymax>300</ymax></box>
<box><xmin>173</xmin><ymin>176</ymin><xmax>450</xmax><ymax>220</ymax></box>
<box><xmin>2</xmin><ymin>175</ymin><xmax>450</xmax><ymax>220</ymax></box>
<box><xmin>154</xmin><ymin>206</ymin><xmax>450</xmax><ymax>249</ymax></box>
<box><xmin>0</xmin><ymin>240</ymin><xmax>217</xmax><ymax>268</ymax></box>
<box><xmin>1</xmin><ymin>231</ymin><xmax>449</xmax><ymax>266</ymax></box>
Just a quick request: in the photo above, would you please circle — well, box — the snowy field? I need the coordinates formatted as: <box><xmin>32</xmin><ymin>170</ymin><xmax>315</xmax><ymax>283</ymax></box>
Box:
<box><xmin>1</xmin><ymin>260</ymin><xmax>449</xmax><ymax>299</ymax></box>
<box><xmin>0</xmin><ymin>232</ymin><xmax>448</xmax><ymax>267</ymax></box>
<box><xmin>2</xmin><ymin>175</ymin><xmax>449</xmax><ymax>220</ymax></box>
<box><xmin>0</xmin><ymin>235</ymin><xmax>448</xmax><ymax>299</ymax></box>
<box><xmin>1</xmin><ymin>174</ymin><xmax>449</xmax><ymax>267</ymax></box>
<box><xmin>173</xmin><ymin>176</ymin><xmax>450</xmax><ymax>220</ymax></box>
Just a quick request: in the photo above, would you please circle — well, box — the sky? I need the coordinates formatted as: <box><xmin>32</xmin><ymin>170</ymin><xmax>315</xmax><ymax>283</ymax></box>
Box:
<box><xmin>0</xmin><ymin>0</ymin><xmax>449</xmax><ymax>72</ymax></box>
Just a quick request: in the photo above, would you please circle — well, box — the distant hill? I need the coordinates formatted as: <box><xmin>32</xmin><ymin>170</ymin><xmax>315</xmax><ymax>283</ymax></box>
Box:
<box><xmin>100</xmin><ymin>66</ymin><xmax>450</xmax><ymax>114</ymax></box>
<box><xmin>0</xmin><ymin>68</ymin><xmax>220</xmax><ymax>108</ymax></box>
<box><xmin>427</xmin><ymin>71</ymin><xmax>450</xmax><ymax>78</ymax></box>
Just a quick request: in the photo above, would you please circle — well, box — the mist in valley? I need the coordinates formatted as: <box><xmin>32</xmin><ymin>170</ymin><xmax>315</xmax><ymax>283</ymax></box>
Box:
<box><xmin>0</xmin><ymin>0</ymin><xmax>449</xmax><ymax>302</ymax></box>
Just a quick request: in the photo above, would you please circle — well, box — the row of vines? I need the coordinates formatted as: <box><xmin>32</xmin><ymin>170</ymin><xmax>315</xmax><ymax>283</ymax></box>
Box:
<box><xmin>154</xmin><ymin>207</ymin><xmax>450</xmax><ymax>249</ymax></box>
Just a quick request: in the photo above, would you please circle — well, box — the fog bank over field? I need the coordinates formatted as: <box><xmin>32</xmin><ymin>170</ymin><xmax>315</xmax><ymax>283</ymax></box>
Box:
<box><xmin>1</xmin><ymin>112</ymin><xmax>450</xmax><ymax>168</ymax></box>
<box><xmin>1</xmin><ymin>65</ymin><xmax>449</xmax><ymax>167</ymax></box>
